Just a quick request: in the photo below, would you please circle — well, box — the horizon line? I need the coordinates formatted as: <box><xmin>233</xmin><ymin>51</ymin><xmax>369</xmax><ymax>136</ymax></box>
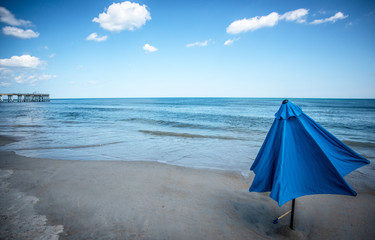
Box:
<box><xmin>49</xmin><ymin>97</ymin><xmax>375</xmax><ymax>100</ymax></box>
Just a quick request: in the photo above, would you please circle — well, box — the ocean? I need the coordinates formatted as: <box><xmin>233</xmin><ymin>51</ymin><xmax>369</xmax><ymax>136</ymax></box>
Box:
<box><xmin>1</xmin><ymin>98</ymin><xmax>374</xmax><ymax>173</ymax></box>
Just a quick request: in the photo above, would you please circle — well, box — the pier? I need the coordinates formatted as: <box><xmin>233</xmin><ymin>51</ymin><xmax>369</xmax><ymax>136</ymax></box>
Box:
<box><xmin>0</xmin><ymin>93</ymin><xmax>50</xmax><ymax>103</ymax></box>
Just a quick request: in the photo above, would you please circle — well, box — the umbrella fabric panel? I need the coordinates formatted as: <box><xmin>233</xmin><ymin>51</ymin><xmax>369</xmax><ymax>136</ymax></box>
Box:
<box><xmin>268</xmin><ymin>117</ymin><xmax>357</xmax><ymax>206</ymax></box>
<box><xmin>298</xmin><ymin>114</ymin><xmax>370</xmax><ymax>177</ymax></box>
<box><xmin>250</xmin><ymin>120</ymin><xmax>283</xmax><ymax>192</ymax></box>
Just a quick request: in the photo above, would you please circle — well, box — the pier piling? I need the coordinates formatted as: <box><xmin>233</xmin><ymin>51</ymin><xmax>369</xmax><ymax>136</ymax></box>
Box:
<box><xmin>0</xmin><ymin>93</ymin><xmax>50</xmax><ymax>103</ymax></box>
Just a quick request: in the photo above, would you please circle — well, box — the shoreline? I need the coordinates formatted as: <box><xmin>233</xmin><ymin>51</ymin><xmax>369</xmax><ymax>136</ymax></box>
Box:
<box><xmin>1</xmin><ymin>135</ymin><xmax>375</xmax><ymax>239</ymax></box>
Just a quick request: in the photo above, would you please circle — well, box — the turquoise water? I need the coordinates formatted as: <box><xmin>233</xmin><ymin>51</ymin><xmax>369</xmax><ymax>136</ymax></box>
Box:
<box><xmin>0</xmin><ymin>98</ymin><xmax>374</xmax><ymax>172</ymax></box>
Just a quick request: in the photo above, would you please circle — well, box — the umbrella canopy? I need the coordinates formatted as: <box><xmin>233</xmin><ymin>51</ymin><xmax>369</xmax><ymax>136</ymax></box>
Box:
<box><xmin>250</xmin><ymin>100</ymin><xmax>370</xmax><ymax>206</ymax></box>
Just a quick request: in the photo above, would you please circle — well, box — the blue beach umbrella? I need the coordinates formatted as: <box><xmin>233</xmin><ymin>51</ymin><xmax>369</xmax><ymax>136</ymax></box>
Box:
<box><xmin>249</xmin><ymin>100</ymin><xmax>369</xmax><ymax>229</ymax></box>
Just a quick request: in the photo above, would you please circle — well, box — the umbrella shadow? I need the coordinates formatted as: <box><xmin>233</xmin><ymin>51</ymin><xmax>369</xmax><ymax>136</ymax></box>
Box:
<box><xmin>229</xmin><ymin>194</ymin><xmax>308</xmax><ymax>239</ymax></box>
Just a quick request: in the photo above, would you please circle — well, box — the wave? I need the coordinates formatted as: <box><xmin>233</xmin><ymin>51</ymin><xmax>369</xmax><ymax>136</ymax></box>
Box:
<box><xmin>0</xmin><ymin>124</ymin><xmax>44</xmax><ymax>128</ymax></box>
<box><xmin>139</xmin><ymin>130</ymin><xmax>244</xmax><ymax>140</ymax></box>
<box><xmin>122</xmin><ymin>117</ymin><xmax>220</xmax><ymax>130</ymax></box>
<box><xmin>71</xmin><ymin>107</ymin><xmax>124</xmax><ymax>112</ymax></box>
<box><xmin>342</xmin><ymin>140</ymin><xmax>375</xmax><ymax>149</ymax></box>
<box><xmin>121</xmin><ymin>117</ymin><xmax>267</xmax><ymax>135</ymax></box>
<box><xmin>15</xmin><ymin>141</ymin><xmax>123</xmax><ymax>151</ymax></box>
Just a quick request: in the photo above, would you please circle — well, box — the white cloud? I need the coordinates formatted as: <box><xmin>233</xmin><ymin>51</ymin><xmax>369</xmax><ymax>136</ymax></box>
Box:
<box><xmin>14</xmin><ymin>73</ymin><xmax>56</xmax><ymax>84</ymax></box>
<box><xmin>143</xmin><ymin>43</ymin><xmax>158</xmax><ymax>52</ymax></box>
<box><xmin>2</xmin><ymin>26</ymin><xmax>39</xmax><ymax>38</ymax></box>
<box><xmin>311</xmin><ymin>12</ymin><xmax>348</xmax><ymax>25</ymax></box>
<box><xmin>93</xmin><ymin>1</ymin><xmax>151</xmax><ymax>32</ymax></box>
<box><xmin>317</xmin><ymin>9</ymin><xmax>328</xmax><ymax>15</ymax></box>
<box><xmin>0</xmin><ymin>55</ymin><xmax>54</xmax><ymax>86</ymax></box>
<box><xmin>186</xmin><ymin>39</ymin><xmax>210</xmax><ymax>47</ymax></box>
<box><xmin>224</xmin><ymin>38</ymin><xmax>239</xmax><ymax>46</ymax></box>
<box><xmin>0</xmin><ymin>7</ymin><xmax>31</xmax><ymax>26</ymax></box>
<box><xmin>0</xmin><ymin>55</ymin><xmax>41</xmax><ymax>68</ymax></box>
<box><xmin>86</xmin><ymin>32</ymin><xmax>108</xmax><ymax>42</ymax></box>
<box><xmin>49</xmin><ymin>53</ymin><xmax>56</xmax><ymax>58</ymax></box>
<box><xmin>0</xmin><ymin>67</ymin><xmax>13</xmax><ymax>75</ymax></box>
<box><xmin>227</xmin><ymin>12</ymin><xmax>279</xmax><ymax>34</ymax></box>
<box><xmin>0</xmin><ymin>82</ymin><xmax>11</xmax><ymax>87</ymax></box>
<box><xmin>224</xmin><ymin>39</ymin><xmax>234</xmax><ymax>46</ymax></box>
<box><xmin>38</xmin><ymin>74</ymin><xmax>56</xmax><ymax>81</ymax></box>
<box><xmin>226</xmin><ymin>8</ymin><xmax>310</xmax><ymax>34</ymax></box>
<box><xmin>14</xmin><ymin>75</ymin><xmax>30</xmax><ymax>83</ymax></box>
<box><xmin>88</xmin><ymin>80</ymin><xmax>99</xmax><ymax>85</ymax></box>
<box><xmin>0</xmin><ymin>68</ymin><xmax>13</xmax><ymax>87</ymax></box>
<box><xmin>280</xmin><ymin>8</ymin><xmax>309</xmax><ymax>23</ymax></box>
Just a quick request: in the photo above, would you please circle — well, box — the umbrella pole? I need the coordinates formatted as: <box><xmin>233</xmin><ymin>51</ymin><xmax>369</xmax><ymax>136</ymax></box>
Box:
<box><xmin>290</xmin><ymin>199</ymin><xmax>295</xmax><ymax>230</ymax></box>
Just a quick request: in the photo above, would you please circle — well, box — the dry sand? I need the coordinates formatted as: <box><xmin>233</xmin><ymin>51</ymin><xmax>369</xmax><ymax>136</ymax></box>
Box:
<box><xmin>1</xmin><ymin>135</ymin><xmax>375</xmax><ymax>240</ymax></box>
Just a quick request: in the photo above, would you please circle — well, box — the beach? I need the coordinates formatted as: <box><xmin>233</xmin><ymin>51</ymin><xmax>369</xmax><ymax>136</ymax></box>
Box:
<box><xmin>1</xmin><ymin>135</ymin><xmax>375</xmax><ymax>239</ymax></box>
<box><xmin>1</xmin><ymin>0</ymin><xmax>374</xmax><ymax>238</ymax></box>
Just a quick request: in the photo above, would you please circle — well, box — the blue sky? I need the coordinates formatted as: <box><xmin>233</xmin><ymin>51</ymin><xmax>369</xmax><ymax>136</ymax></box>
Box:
<box><xmin>0</xmin><ymin>0</ymin><xmax>374</xmax><ymax>98</ymax></box>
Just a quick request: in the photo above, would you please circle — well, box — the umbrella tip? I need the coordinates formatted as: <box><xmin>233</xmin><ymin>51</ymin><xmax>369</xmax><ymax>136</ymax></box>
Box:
<box><xmin>282</xmin><ymin>99</ymin><xmax>289</xmax><ymax>104</ymax></box>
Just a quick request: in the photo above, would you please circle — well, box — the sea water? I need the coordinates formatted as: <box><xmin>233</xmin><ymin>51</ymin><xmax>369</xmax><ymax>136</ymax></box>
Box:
<box><xmin>0</xmin><ymin>98</ymin><xmax>374</xmax><ymax>173</ymax></box>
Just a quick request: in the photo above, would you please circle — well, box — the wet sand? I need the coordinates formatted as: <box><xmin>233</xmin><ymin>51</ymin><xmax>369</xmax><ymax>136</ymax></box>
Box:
<box><xmin>1</xmin><ymin>135</ymin><xmax>375</xmax><ymax>239</ymax></box>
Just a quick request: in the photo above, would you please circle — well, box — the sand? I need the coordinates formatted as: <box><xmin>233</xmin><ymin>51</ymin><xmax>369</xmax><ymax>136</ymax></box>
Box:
<box><xmin>1</xmin><ymin>135</ymin><xmax>375</xmax><ymax>240</ymax></box>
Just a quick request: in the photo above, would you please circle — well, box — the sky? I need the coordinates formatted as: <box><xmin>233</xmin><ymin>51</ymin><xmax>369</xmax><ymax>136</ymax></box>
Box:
<box><xmin>0</xmin><ymin>0</ymin><xmax>374</xmax><ymax>98</ymax></box>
